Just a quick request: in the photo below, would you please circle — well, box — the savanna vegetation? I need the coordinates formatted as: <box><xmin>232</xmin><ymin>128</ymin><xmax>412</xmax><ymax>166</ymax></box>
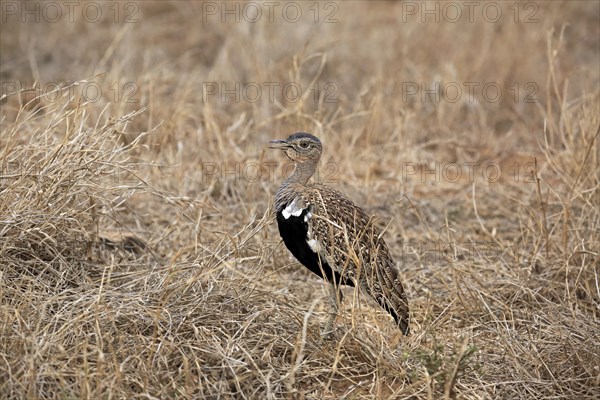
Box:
<box><xmin>1</xmin><ymin>1</ymin><xmax>598</xmax><ymax>398</ymax></box>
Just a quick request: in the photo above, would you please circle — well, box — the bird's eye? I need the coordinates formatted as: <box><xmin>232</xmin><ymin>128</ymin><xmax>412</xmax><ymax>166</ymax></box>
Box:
<box><xmin>299</xmin><ymin>141</ymin><xmax>310</xmax><ymax>149</ymax></box>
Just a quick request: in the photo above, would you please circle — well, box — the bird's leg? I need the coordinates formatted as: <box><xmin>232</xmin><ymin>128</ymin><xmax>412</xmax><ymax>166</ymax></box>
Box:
<box><xmin>321</xmin><ymin>282</ymin><xmax>343</xmax><ymax>338</ymax></box>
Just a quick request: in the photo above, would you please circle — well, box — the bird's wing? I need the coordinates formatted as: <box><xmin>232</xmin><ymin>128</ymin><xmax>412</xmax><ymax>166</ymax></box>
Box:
<box><xmin>305</xmin><ymin>184</ymin><xmax>410</xmax><ymax>334</ymax></box>
<box><xmin>304</xmin><ymin>184</ymin><xmax>378</xmax><ymax>280</ymax></box>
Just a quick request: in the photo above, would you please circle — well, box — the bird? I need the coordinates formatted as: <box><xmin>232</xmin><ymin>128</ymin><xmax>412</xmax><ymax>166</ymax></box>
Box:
<box><xmin>269</xmin><ymin>132</ymin><xmax>410</xmax><ymax>336</ymax></box>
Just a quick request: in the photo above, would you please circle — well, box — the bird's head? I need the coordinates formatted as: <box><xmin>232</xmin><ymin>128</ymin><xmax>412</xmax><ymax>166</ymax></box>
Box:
<box><xmin>269</xmin><ymin>132</ymin><xmax>322</xmax><ymax>164</ymax></box>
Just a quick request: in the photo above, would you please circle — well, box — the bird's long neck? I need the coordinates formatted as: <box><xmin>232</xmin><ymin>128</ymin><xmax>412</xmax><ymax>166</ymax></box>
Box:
<box><xmin>283</xmin><ymin>160</ymin><xmax>317</xmax><ymax>187</ymax></box>
<box><xmin>275</xmin><ymin>160</ymin><xmax>317</xmax><ymax>211</ymax></box>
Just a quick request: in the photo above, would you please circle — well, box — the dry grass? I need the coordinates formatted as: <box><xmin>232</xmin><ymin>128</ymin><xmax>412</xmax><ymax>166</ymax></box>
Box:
<box><xmin>1</xmin><ymin>1</ymin><xmax>599</xmax><ymax>399</ymax></box>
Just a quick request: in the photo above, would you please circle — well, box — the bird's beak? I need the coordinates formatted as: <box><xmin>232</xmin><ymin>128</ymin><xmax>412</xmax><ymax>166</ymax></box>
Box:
<box><xmin>269</xmin><ymin>139</ymin><xmax>289</xmax><ymax>149</ymax></box>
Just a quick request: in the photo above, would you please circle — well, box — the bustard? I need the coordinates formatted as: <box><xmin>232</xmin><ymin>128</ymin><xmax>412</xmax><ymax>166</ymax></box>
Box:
<box><xmin>269</xmin><ymin>132</ymin><xmax>410</xmax><ymax>335</ymax></box>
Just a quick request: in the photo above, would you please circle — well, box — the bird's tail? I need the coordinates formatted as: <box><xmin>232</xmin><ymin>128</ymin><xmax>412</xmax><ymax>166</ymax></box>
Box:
<box><xmin>373</xmin><ymin>255</ymin><xmax>410</xmax><ymax>335</ymax></box>
<box><xmin>377</xmin><ymin>281</ymin><xmax>410</xmax><ymax>335</ymax></box>
<box><xmin>351</xmin><ymin>226</ymin><xmax>410</xmax><ymax>335</ymax></box>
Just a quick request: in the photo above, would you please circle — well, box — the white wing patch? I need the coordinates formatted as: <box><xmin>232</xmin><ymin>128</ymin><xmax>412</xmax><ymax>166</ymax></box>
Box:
<box><xmin>282</xmin><ymin>197</ymin><xmax>306</xmax><ymax>219</ymax></box>
<box><xmin>307</xmin><ymin>236</ymin><xmax>335</xmax><ymax>269</ymax></box>
<box><xmin>304</xmin><ymin>209</ymin><xmax>312</xmax><ymax>222</ymax></box>
<box><xmin>307</xmin><ymin>238</ymin><xmax>321</xmax><ymax>253</ymax></box>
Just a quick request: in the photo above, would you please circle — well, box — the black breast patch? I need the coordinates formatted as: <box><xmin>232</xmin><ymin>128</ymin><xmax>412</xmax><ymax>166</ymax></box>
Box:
<box><xmin>276</xmin><ymin>204</ymin><xmax>354</xmax><ymax>287</ymax></box>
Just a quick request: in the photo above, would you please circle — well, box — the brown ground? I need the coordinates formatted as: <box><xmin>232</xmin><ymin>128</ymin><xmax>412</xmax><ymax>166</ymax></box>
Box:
<box><xmin>1</xmin><ymin>1</ymin><xmax>599</xmax><ymax>399</ymax></box>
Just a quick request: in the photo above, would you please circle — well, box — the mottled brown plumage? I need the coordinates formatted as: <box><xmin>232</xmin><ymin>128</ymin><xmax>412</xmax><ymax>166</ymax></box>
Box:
<box><xmin>269</xmin><ymin>132</ymin><xmax>410</xmax><ymax>335</ymax></box>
